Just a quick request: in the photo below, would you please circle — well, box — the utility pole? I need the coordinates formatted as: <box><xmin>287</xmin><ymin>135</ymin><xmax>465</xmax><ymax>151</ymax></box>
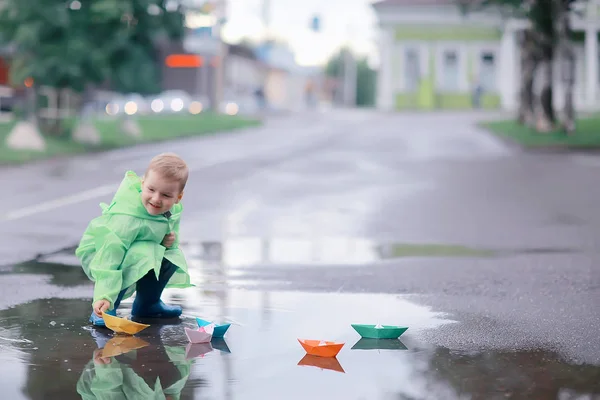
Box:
<box><xmin>341</xmin><ymin>23</ymin><xmax>357</xmax><ymax>107</ymax></box>
<box><xmin>262</xmin><ymin>0</ymin><xmax>271</xmax><ymax>39</ymax></box>
<box><xmin>343</xmin><ymin>48</ymin><xmax>357</xmax><ymax>106</ymax></box>
<box><xmin>213</xmin><ymin>0</ymin><xmax>227</xmax><ymax>111</ymax></box>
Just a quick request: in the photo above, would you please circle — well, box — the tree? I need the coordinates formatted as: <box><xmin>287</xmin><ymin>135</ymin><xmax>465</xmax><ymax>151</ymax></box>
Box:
<box><xmin>325</xmin><ymin>49</ymin><xmax>377</xmax><ymax>107</ymax></box>
<box><xmin>462</xmin><ymin>0</ymin><xmax>580</xmax><ymax>134</ymax></box>
<box><xmin>556</xmin><ymin>0</ymin><xmax>577</xmax><ymax>134</ymax></box>
<box><xmin>0</xmin><ymin>0</ymin><xmax>185</xmax><ymax>133</ymax></box>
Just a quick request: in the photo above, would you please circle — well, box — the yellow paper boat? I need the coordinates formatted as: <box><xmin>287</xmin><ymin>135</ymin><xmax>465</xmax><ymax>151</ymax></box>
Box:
<box><xmin>102</xmin><ymin>313</ymin><xmax>150</xmax><ymax>335</ymax></box>
<box><xmin>100</xmin><ymin>336</ymin><xmax>150</xmax><ymax>358</ymax></box>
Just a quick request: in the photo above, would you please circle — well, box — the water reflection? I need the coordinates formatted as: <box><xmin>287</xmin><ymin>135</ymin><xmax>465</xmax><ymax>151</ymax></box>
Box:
<box><xmin>0</xmin><ymin>293</ymin><xmax>597</xmax><ymax>399</ymax></box>
<box><xmin>183</xmin><ymin>236</ymin><xmax>381</xmax><ymax>267</ymax></box>
<box><xmin>351</xmin><ymin>338</ymin><xmax>408</xmax><ymax>351</ymax></box>
<box><xmin>180</xmin><ymin>237</ymin><xmax>495</xmax><ymax>269</ymax></box>
<box><xmin>0</xmin><ymin>250</ymin><xmax>599</xmax><ymax>399</ymax></box>
<box><xmin>77</xmin><ymin>340</ymin><xmax>192</xmax><ymax>400</ymax></box>
<box><xmin>185</xmin><ymin>343</ymin><xmax>213</xmax><ymax>359</ymax></box>
<box><xmin>297</xmin><ymin>355</ymin><xmax>345</xmax><ymax>373</ymax></box>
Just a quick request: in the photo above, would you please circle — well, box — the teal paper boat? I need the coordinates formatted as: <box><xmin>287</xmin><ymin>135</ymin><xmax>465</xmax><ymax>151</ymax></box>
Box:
<box><xmin>351</xmin><ymin>324</ymin><xmax>408</xmax><ymax>339</ymax></box>
<box><xmin>351</xmin><ymin>338</ymin><xmax>408</xmax><ymax>350</ymax></box>
<box><xmin>196</xmin><ymin>318</ymin><xmax>231</xmax><ymax>338</ymax></box>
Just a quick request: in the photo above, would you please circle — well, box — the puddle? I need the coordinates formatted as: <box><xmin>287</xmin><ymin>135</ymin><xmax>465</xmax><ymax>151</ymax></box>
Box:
<box><xmin>1</xmin><ymin>260</ymin><xmax>90</xmax><ymax>287</ymax></box>
<box><xmin>178</xmin><ymin>237</ymin><xmax>497</xmax><ymax>267</ymax></box>
<box><xmin>0</xmin><ymin>288</ymin><xmax>597</xmax><ymax>399</ymax></box>
<box><xmin>32</xmin><ymin>238</ymin><xmax>495</xmax><ymax>272</ymax></box>
<box><xmin>383</xmin><ymin>243</ymin><xmax>494</xmax><ymax>258</ymax></box>
<box><xmin>0</xmin><ymin>238</ymin><xmax>598</xmax><ymax>398</ymax></box>
<box><xmin>31</xmin><ymin>238</ymin><xmax>585</xmax><ymax>274</ymax></box>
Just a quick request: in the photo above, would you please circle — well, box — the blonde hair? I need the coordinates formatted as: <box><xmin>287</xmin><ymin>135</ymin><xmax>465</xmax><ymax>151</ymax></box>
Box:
<box><xmin>146</xmin><ymin>152</ymin><xmax>189</xmax><ymax>191</ymax></box>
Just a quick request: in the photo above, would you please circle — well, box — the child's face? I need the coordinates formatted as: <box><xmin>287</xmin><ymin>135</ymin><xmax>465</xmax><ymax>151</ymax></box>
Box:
<box><xmin>141</xmin><ymin>170</ymin><xmax>183</xmax><ymax>215</ymax></box>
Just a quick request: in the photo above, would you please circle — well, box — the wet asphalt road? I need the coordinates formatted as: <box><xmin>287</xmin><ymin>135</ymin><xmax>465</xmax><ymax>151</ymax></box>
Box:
<box><xmin>0</xmin><ymin>109</ymin><xmax>599</xmax><ymax>399</ymax></box>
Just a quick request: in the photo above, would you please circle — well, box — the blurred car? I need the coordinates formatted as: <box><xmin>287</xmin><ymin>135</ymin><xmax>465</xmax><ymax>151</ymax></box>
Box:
<box><xmin>146</xmin><ymin>91</ymin><xmax>210</xmax><ymax>115</ymax></box>
<box><xmin>219</xmin><ymin>94</ymin><xmax>259</xmax><ymax>116</ymax></box>
<box><xmin>148</xmin><ymin>90</ymin><xmax>190</xmax><ymax>114</ymax></box>
<box><xmin>105</xmin><ymin>93</ymin><xmax>149</xmax><ymax>116</ymax></box>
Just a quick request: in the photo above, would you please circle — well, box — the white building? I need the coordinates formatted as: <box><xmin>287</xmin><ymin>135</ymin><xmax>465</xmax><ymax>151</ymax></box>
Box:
<box><xmin>373</xmin><ymin>0</ymin><xmax>600</xmax><ymax>112</ymax></box>
<box><xmin>256</xmin><ymin>42</ymin><xmax>319</xmax><ymax>111</ymax></box>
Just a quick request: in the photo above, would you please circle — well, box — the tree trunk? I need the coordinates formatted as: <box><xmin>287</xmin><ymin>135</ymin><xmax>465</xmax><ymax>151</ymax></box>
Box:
<box><xmin>518</xmin><ymin>30</ymin><xmax>538</xmax><ymax>127</ymax></box>
<box><xmin>557</xmin><ymin>0</ymin><xmax>576</xmax><ymax>134</ymax></box>
<box><xmin>27</xmin><ymin>86</ymin><xmax>39</xmax><ymax>128</ymax></box>
<box><xmin>50</xmin><ymin>90</ymin><xmax>63</xmax><ymax>135</ymax></box>
<box><xmin>537</xmin><ymin>47</ymin><xmax>556</xmax><ymax>132</ymax></box>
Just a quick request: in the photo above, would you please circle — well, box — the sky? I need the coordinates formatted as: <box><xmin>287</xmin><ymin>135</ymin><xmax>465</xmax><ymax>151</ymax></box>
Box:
<box><xmin>220</xmin><ymin>0</ymin><xmax>380</xmax><ymax>66</ymax></box>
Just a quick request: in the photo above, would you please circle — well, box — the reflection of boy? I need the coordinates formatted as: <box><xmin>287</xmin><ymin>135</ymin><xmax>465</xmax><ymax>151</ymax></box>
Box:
<box><xmin>76</xmin><ymin>153</ymin><xmax>193</xmax><ymax>326</ymax></box>
<box><xmin>77</xmin><ymin>345</ymin><xmax>192</xmax><ymax>399</ymax></box>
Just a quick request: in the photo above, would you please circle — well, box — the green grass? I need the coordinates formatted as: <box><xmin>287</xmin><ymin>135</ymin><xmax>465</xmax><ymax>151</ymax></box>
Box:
<box><xmin>381</xmin><ymin>243</ymin><xmax>494</xmax><ymax>258</ymax></box>
<box><xmin>481</xmin><ymin>116</ymin><xmax>600</xmax><ymax>149</ymax></box>
<box><xmin>0</xmin><ymin>113</ymin><xmax>261</xmax><ymax>165</ymax></box>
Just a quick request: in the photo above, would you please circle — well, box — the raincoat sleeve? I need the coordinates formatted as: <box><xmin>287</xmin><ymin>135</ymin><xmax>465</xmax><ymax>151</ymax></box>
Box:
<box><xmin>170</xmin><ymin>218</ymin><xmax>182</xmax><ymax>249</ymax></box>
<box><xmin>88</xmin><ymin>214</ymin><xmax>141</xmax><ymax>307</ymax></box>
<box><xmin>164</xmin><ymin>215</ymin><xmax>189</xmax><ymax>276</ymax></box>
<box><xmin>76</xmin><ymin>359</ymin><xmax>125</xmax><ymax>400</ymax></box>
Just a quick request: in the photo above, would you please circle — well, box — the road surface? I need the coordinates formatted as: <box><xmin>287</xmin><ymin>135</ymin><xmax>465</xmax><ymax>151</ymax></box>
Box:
<box><xmin>0</xmin><ymin>110</ymin><xmax>598</xmax><ymax>399</ymax></box>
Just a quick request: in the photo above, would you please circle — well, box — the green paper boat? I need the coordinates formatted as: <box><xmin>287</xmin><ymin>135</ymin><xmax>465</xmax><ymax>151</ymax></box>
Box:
<box><xmin>351</xmin><ymin>338</ymin><xmax>408</xmax><ymax>350</ymax></box>
<box><xmin>351</xmin><ymin>324</ymin><xmax>408</xmax><ymax>339</ymax></box>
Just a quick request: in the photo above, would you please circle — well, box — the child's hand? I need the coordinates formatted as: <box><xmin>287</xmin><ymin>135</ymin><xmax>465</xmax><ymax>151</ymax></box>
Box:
<box><xmin>93</xmin><ymin>349</ymin><xmax>112</xmax><ymax>365</ymax></box>
<box><xmin>93</xmin><ymin>299</ymin><xmax>110</xmax><ymax>317</ymax></box>
<box><xmin>162</xmin><ymin>232</ymin><xmax>176</xmax><ymax>248</ymax></box>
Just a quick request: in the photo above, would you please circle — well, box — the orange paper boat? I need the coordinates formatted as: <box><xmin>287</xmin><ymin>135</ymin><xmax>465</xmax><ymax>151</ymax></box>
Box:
<box><xmin>298</xmin><ymin>339</ymin><xmax>344</xmax><ymax>358</ymax></box>
<box><xmin>297</xmin><ymin>354</ymin><xmax>345</xmax><ymax>373</ymax></box>
<box><xmin>102</xmin><ymin>313</ymin><xmax>150</xmax><ymax>335</ymax></box>
<box><xmin>100</xmin><ymin>336</ymin><xmax>150</xmax><ymax>358</ymax></box>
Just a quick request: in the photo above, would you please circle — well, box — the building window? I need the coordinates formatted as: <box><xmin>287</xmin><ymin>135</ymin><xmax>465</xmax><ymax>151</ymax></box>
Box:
<box><xmin>442</xmin><ymin>50</ymin><xmax>459</xmax><ymax>91</ymax></box>
<box><xmin>479</xmin><ymin>51</ymin><xmax>496</xmax><ymax>91</ymax></box>
<box><xmin>404</xmin><ymin>48</ymin><xmax>420</xmax><ymax>91</ymax></box>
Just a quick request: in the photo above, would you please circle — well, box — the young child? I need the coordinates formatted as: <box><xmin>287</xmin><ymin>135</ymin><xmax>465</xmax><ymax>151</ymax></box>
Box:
<box><xmin>76</xmin><ymin>152</ymin><xmax>193</xmax><ymax>327</ymax></box>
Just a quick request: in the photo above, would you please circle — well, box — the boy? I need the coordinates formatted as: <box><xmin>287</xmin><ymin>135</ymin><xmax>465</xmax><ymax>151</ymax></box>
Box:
<box><xmin>76</xmin><ymin>152</ymin><xmax>193</xmax><ymax>327</ymax></box>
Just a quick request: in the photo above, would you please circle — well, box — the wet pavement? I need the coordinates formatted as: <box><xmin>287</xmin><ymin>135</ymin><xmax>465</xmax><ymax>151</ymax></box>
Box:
<box><xmin>0</xmin><ymin>110</ymin><xmax>599</xmax><ymax>398</ymax></box>
<box><xmin>1</xmin><ymin>259</ymin><xmax>599</xmax><ymax>399</ymax></box>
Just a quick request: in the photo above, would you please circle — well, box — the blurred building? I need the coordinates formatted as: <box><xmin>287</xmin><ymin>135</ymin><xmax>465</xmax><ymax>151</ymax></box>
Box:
<box><xmin>0</xmin><ymin>44</ymin><xmax>15</xmax><ymax>115</ymax></box>
<box><xmin>223</xmin><ymin>43</ymin><xmax>266</xmax><ymax>112</ymax></box>
<box><xmin>256</xmin><ymin>41</ymin><xmax>322</xmax><ymax>111</ymax></box>
<box><xmin>373</xmin><ymin>0</ymin><xmax>600</xmax><ymax>112</ymax></box>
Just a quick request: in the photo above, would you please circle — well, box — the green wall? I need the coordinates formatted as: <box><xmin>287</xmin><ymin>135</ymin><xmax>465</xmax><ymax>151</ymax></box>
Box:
<box><xmin>395</xmin><ymin>25</ymin><xmax>502</xmax><ymax>41</ymax></box>
<box><xmin>392</xmin><ymin>24</ymin><xmax>501</xmax><ymax>110</ymax></box>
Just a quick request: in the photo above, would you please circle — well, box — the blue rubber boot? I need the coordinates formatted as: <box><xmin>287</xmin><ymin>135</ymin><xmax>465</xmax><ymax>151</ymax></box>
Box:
<box><xmin>131</xmin><ymin>259</ymin><xmax>182</xmax><ymax>319</ymax></box>
<box><xmin>89</xmin><ymin>288</ymin><xmax>127</xmax><ymax>327</ymax></box>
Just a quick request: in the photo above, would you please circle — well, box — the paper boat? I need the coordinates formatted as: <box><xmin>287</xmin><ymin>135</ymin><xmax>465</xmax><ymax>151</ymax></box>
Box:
<box><xmin>100</xmin><ymin>336</ymin><xmax>150</xmax><ymax>358</ymax></box>
<box><xmin>185</xmin><ymin>342</ymin><xmax>214</xmax><ymax>359</ymax></box>
<box><xmin>298</xmin><ymin>339</ymin><xmax>344</xmax><ymax>358</ymax></box>
<box><xmin>297</xmin><ymin>354</ymin><xmax>345</xmax><ymax>373</ymax></box>
<box><xmin>351</xmin><ymin>324</ymin><xmax>408</xmax><ymax>339</ymax></box>
<box><xmin>102</xmin><ymin>313</ymin><xmax>150</xmax><ymax>335</ymax></box>
<box><xmin>185</xmin><ymin>324</ymin><xmax>214</xmax><ymax>344</ymax></box>
<box><xmin>195</xmin><ymin>318</ymin><xmax>231</xmax><ymax>338</ymax></box>
<box><xmin>351</xmin><ymin>338</ymin><xmax>408</xmax><ymax>351</ymax></box>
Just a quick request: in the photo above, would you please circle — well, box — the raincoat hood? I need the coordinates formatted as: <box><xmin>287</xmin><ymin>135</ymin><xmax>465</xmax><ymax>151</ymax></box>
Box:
<box><xmin>102</xmin><ymin>170</ymin><xmax>182</xmax><ymax>226</ymax></box>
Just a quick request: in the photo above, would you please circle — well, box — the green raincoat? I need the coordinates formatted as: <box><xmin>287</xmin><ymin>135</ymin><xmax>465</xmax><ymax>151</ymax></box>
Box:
<box><xmin>75</xmin><ymin>171</ymin><xmax>193</xmax><ymax>308</ymax></box>
<box><xmin>76</xmin><ymin>346</ymin><xmax>192</xmax><ymax>400</ymax></box>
